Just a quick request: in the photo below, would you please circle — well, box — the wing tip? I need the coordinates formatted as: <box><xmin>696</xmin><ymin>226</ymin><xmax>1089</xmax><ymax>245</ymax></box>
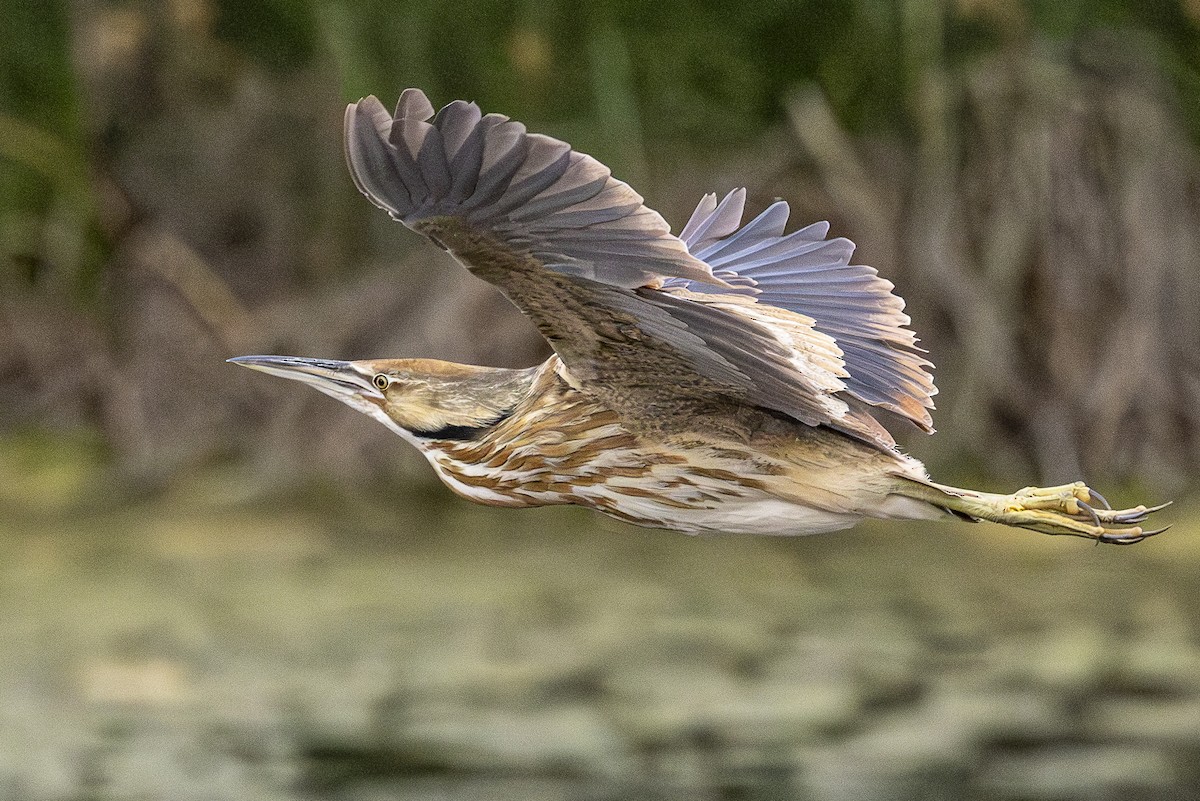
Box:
<box><xmin>670</xmin><ymin>190</ymin><xmax>939</xmax><ymax>436</ymax></box>
<box><xmin>345</xmin><ymin>87</ymin><xmax>731</xmax><ymax>290</ymax></box>
<box><xmin>396</xmin><ymin>87</ymin><xmax>435</xmax><ymax>121</ymax></box>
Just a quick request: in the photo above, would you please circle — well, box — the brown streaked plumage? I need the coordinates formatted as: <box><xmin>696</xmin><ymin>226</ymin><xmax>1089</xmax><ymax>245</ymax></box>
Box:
<box><xmin>231</xmin><ymin>88</ymin><xmax>1168</xmax><ymax>543</ymax></box>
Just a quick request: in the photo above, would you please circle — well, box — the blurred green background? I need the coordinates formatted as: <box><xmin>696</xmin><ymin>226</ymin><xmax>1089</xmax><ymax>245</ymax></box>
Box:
<box><xmin>2</xmin><ymin>1</ymin><xmax>1199</xmax><ymax>799</ymax></box>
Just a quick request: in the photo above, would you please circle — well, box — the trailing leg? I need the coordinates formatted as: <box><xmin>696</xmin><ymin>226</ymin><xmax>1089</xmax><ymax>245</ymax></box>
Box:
<box><xmin>891</xmin><ymin>478</ymin><xmax>1170</xmax><ymax>544</ymax></box>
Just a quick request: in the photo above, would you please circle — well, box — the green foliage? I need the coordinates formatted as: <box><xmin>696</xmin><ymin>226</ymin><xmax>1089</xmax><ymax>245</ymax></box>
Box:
<box><xmin>193</xmin><ymin>0</ymin><xmax>1200</xmax><ymax>165</ymax></box>
<box><xmin>5</xmin><ymin>1</ymin><xmax>1199</xmax><ymax>192</ymax></box>
<box><xmin>0</xmin><ymin>1</ymin><xmax>79</xmax><ymax>129</ymax></box>
<box><xmin>0</xmin><ymin>0</ymin><xmax>103</xmax><ymax>298</ymax></box>
<box><xmin>215</xmin><ymin>0</ymin><xmax>319</xmax><ymax>71</ymax></box>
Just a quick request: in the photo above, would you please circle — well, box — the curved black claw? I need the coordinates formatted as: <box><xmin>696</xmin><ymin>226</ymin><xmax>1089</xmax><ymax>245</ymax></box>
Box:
<box><xmin>1098</xmin><ymin>524</ymin><xmax>1171</xmax><ymax>545</ymax></box>
<box><xmin>1075</xmin><ymin>500</ymin><xmax>1102</xmax><ymax>527</ymax></box>
<box><xmin>1081</xmin><ymin>501</ymin><xmax>1172</xmax><ymax>527</ymax></box>
<box><xmin>1087</xmin><ymin>489</ymin><xmax>1112</xmax><ymax>510</ymax></box>
<box><xmin>1111</xmin><ymin>507</ymin><xmax>1150</xmax><ymax>525</ymax></box>
<box><xmin>1108</xmin><ymin>501</ymin><xmax>1172</xmax><ymax>526</ymax></box>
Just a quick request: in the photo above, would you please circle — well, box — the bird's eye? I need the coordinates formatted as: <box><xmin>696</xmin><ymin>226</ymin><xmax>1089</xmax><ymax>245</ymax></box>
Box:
<box><xmin>373</xmin><ymin>374</ymin><xmax>390</xmax><ymax>391</ymax></box>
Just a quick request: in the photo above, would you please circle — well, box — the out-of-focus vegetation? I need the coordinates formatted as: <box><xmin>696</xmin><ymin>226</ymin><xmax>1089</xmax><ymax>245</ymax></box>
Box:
<box><xmin>3</xmin><ymin>465</ymin><xmax>1200</xmax><ymax>801</ymax></box>
<box><xmin>2</xmin><ymin>0</ymin><xmax>1199</xmax><ymax>495</ymax></box>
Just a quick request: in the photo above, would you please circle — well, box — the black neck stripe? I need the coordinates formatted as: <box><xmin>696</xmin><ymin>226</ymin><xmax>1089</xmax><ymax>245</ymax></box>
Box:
<box><xmin>411</xmin><ymin>423</ymin><xmax>487</xmax><ymax>442</ymax></box>
<box><xmin>411</xmin><ymin>407</ymin><xmax>516</xmax><ymax>442</ymax></box>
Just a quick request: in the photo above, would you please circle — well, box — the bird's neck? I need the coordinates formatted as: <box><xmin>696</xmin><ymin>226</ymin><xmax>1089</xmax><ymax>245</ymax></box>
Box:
<box><xmin>386</xmin><ymin>361</ymin><xmax>545</xmax><ymax>449</ymax></box>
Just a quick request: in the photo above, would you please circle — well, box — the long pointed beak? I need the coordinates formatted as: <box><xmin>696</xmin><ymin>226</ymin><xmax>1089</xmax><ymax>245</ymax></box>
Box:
<box><xmin>227</xmin><ymin>355</ymin><xmax>383</xmax><ymax>402</ymax></box>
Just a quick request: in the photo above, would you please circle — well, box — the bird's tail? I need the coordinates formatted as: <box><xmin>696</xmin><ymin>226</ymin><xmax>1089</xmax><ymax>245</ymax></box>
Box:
<box><xmin>889</xmin><ymin>476</ymin><xmax>1170</xmax><ymax>544</ymax></box>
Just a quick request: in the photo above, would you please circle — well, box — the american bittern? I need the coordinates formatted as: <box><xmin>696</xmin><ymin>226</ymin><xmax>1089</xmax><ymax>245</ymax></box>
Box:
<box><xmin>232</xmin><ymin>89</ymin><xmax>1167</xmax><ymax>543</ymax></box>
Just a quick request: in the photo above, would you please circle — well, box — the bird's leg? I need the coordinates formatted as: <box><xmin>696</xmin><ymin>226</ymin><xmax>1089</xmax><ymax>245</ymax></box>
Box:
<box><xmin>895</xmin><ymin>478</ymin><xmax>1170</xmax><ymax>544</ymax></box>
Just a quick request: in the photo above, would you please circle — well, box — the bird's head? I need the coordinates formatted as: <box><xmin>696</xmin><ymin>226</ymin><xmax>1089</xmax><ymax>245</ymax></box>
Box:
<box><xmin>228</xmin><ymin>355</ymin><xmax>534</xmax><ymax>445</ymax></box>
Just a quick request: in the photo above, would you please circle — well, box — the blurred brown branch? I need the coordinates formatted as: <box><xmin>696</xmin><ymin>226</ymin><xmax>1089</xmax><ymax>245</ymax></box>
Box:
<box><xmin>788</xmin><ymin>38</ymin><xmax>1200</xmax><ymax>490</ymax></box>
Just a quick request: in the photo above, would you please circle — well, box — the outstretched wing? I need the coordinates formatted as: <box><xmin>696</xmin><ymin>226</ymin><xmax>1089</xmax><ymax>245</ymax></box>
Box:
<box><xmin>669</xmin><ymin>189</ymin><xmax>936</xmax><ymax>431</ymax></box>
<box><xmin>343</xmin><ymin>89</ymin><xmax>906</xmax><ymax>447</ymax></box>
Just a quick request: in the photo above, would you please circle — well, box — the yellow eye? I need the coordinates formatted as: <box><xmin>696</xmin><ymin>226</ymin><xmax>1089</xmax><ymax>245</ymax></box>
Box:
<box><xmin>373</xmin><ymin>374</ymin><xmax>390</xmax><ymax>391</ymax></box>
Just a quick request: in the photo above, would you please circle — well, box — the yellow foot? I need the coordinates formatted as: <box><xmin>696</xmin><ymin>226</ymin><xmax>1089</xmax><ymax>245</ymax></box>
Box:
<box><xmin>998</xmin><ymin>482</ymin><xmax>1170</xmax><ymax>544</ymax></box>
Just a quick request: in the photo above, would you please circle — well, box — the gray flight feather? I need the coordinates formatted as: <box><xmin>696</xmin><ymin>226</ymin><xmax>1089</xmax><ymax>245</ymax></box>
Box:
<box><xmin>669</xmin><ymin>190</ymin><xmax>937</xmax><ymax>431</ymax></box>
<box><xmin>345</xmin><ymin>91</ymin><xmax>719</xmax><ymax>290</ymax></box>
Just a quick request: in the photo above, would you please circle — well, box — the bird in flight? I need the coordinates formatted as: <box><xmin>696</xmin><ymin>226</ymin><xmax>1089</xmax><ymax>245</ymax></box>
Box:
<box><xmin>231</xmin><ymin>88</ymin><xmax>1166</xmax><ymax>543</ymax></box>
